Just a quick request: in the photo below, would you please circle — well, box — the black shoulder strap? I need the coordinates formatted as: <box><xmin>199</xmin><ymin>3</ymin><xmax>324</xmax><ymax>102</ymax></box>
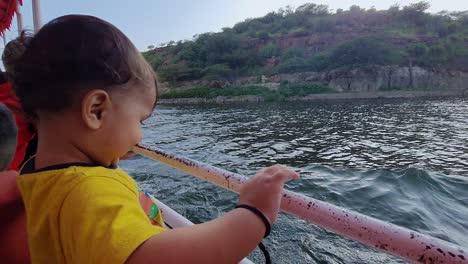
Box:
<box><xmin>19</xmin><ymin>155</ymin><xmax>35</xmax><ymax>174</ymax></box>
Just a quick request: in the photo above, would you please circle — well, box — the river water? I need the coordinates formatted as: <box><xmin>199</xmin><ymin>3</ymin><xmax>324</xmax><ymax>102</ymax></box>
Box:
<box><xmin>120</xmin><ymin>97</ymin><xmax>468</xmax><ymax>263</ymax></box>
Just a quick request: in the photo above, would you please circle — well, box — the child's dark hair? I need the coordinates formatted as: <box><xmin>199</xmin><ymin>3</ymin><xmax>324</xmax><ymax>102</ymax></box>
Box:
<box><xmin>13</xmin><ymin>15</ymin><xmax>158</xmax><ymax>119</ymax></box>
<box><xmin>0</xmin><ymin>103</ymin><xmax>17</xmax><ymax>171</ymax></box>
<box><xmin>2</xmin><ymin>30</ymin><xmax>33</xmax><ymax>81</ymax></box>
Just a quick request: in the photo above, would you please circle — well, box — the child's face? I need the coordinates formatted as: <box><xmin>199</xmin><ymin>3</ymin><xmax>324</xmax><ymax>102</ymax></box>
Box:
<box><xmin>103</xmin><ymin>83</ymin><xmax>156</xmax><ymax>166</ymax></box>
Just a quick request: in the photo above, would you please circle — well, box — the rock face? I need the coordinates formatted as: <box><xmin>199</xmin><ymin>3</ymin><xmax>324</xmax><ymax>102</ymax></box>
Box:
<box><xmin>158</xmin><ymin>76</ymin><xmax>260</xmax><ymax>94</ymax></box>
<box><xmin>160</xmin><ymin>66</ymin><xmax>468</xmax><ymax>93</ymax></box>
<box><xmin>318</xmin><ymin>66</ymin><xmax>468</xmax><ymax>92</ymax></box>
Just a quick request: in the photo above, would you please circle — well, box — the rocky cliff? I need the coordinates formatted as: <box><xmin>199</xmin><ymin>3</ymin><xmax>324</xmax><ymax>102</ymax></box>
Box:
<box><xmin>160</xmin><ymin>66</ymin><xmax>468</xmax><ymax>93</ymax></box>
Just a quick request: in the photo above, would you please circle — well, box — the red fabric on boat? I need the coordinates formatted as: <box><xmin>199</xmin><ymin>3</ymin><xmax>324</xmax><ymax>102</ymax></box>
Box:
<box><xmin>0</xmin><ymin>3</ymin><xmax>30</xmax><ymax>263</ymax></box>
<box><xmin>0</xmin><ymin>82</ymin><xmax>34</xmax><ymax>171</ymax></box>
<box><xmin>0</xmin><ymin>0</ymin><xmax>22</xmax><ymax>35</ymax></box>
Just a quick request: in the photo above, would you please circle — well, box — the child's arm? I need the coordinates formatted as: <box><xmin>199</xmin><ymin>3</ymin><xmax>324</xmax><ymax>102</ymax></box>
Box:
<box><xmin>127</xmin><ymin>165</ymin><xmax>299</xmax><ymax>264</ymax></box>
<box><xmin>128</xmin><ymin>207</ymin><xmax>265</xmax><ymax>263</ymax></box>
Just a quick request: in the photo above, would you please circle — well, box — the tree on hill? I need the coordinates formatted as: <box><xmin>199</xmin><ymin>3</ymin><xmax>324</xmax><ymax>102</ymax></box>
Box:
<box><xmin>142</xmin><ymin>2</ymin><xmax>468</xmax><ymax>82</ymax></box>
<box><xmin>400</xmin><ymin>1</ymin><xmax>431</xmax><ymax>25</ymax></box>
<box><xmin>329</xmin><ymin>36</ymin><xmax>401</xmax><ymax>67</ymax></box>
<box><xmin>295</xmin><ymin>3</ymin><xmax>329</xmax><ymax>16</ymax></box>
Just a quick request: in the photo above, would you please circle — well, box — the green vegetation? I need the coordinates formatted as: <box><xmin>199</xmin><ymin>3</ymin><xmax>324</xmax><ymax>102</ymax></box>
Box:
<box><xmin>143</xmin><ymin>2</ymin><xmax>468</xmax><ymax>84</ymax></box>
<box><xmin>159</xmin><ymin>86</ymin><xmax>272</xmax><ymax>99</ymax></box>
<box><xmin>278</xmin><ymin>82</ymin><xmax>337</xmax><ymax>96</ymax></box>
<box><xmin>160</xmin><ymin>83</ymin><xmax>336</xmax><ymax>101</ymax></box>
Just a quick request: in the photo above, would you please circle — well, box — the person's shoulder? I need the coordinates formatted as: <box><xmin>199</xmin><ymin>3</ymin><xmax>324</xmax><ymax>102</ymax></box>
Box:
<box><xmin>18</xmin><ymin>165</ymin><xmax>134</xmax><ymax>194</ymax></box>
<box><xmin>61</xmin><ymin>167</ymin><xmax>140</xmax><ymax>215</ymax></box>
<box><xmin>76</xmin><ymin>166</ymin><xmax>138</xmax><ymax>195</ymax></box>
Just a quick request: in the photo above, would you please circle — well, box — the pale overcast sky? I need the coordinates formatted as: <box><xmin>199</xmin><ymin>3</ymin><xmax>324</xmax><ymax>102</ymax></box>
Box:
<box><xmin>3</xmin><ymin>0</ymin><xmax>468</xmax><ymax>51</ymax></box>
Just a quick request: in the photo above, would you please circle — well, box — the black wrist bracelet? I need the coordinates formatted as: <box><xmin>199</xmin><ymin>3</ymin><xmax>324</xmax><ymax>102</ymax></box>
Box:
<box><xmin>235</xmin><ymin>204</ymin><xmax>271</xmax><ymax>238</ymax></box>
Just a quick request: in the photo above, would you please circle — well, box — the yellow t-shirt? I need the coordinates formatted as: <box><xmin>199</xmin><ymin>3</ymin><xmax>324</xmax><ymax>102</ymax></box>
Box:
<box><xmin>17</xmin><ymin>163</ymin><xmax>166</xmax><ymax>264</ymax></box>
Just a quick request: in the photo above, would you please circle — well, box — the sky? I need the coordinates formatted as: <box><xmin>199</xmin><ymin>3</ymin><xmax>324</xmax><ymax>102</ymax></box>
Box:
<box><xmin>2</xmin><ymin>0</ymin><xmax>468</xmax><ymax>51</ymax></box>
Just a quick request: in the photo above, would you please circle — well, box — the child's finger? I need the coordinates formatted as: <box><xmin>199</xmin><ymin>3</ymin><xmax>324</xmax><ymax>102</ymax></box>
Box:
<box><xmin>262</xmin><ymin>164</ymin><xmax>283</xmax><ymax>175</ymax></box>
<box><xmin>270</xmin><ymin>166</ymin><xmax>300</xmax><ymax>182</ymax></box>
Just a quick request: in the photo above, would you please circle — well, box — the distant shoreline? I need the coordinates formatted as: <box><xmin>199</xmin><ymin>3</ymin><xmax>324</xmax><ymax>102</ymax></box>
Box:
<box><xmin>158</xmin><ymin>90</ymin><xmax>467</xmax><ymax>105</ymax></box>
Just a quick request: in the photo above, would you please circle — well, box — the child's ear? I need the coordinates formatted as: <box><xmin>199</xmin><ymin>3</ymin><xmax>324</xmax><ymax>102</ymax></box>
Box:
<box><xmin>81</xmin><ymin>89</ymin><xmax>111</xmax><ymax>130</ymax></box>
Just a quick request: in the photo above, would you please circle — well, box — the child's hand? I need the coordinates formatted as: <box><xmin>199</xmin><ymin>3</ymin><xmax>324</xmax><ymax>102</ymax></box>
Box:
<box><xmin>238</xmin><ymin>165</ymin><xmax>299</xmax><ymax>225</ymax></box>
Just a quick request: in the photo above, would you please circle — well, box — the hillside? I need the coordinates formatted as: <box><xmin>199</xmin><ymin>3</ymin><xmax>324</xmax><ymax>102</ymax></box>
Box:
<box><xmin>143</xmin><ymin>2</ymin><xmax>468</xmax><ymax>90</ymax></box>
